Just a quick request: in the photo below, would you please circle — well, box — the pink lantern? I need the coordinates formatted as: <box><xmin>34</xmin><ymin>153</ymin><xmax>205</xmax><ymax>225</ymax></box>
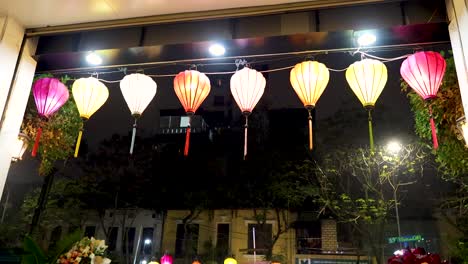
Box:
<box><xmin>230</xmin><ymin>67</ymin><xmax>266</xmax><ymax>159</ymax></box>
<box><xmin>161</xmin><ymin>254</ymin><xmax>173</xmax><ymax>264</ymax></box>
<box><xmin>31</xmin><ymin>77</ymin><xmax>70</xmax><ymax>156</ymax></box>
<box><xmin>401</xmin><ymin>51</ymin><xmax>446</xmax><ymax>149</ymax></box>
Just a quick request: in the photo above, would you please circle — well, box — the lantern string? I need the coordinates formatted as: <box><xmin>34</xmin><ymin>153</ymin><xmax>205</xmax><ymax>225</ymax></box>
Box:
<box><xmin>308</xmin><ymin>109</ymin><xmax>313</xmax><ymax>151</ymax></box>
<box><xmin>244</xmin><ymin>115</ymin><xmax>249</xmax><ymax>160</ymax></box>
<box><xmin>130</xmin><ymin>118</ymin><xmax>138</xmax><ymax>155</ymax></box>
<box><xmin>357</xmin><ymin>51</ymin><xmax>411</xmax><ymax>62</ymax></box>
<box><xmin>368</xmin><ymin>109</ymin><xmax>375</xmax><ymax>152</ymax></box>
<box><xmin>184</xmin><ymin>115</ymin><xmax>192</xmax><ymax>156</ymax></box>
<box><xmin>31</xmin><ymin>127</ymin><xmax>42</xmax><ymax>157</ymax></box>
<box><xmin>428</xmin><ymin>104</ymin><xmax>439</xmax><ymax>150</ymax></box>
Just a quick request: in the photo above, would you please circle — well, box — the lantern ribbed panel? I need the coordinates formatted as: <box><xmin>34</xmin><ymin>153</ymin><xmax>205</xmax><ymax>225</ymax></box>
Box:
<box><xmin>32</xmin><ymin>78</ymin><xmax>69</xmax><ymax>118</ymax></box>
<box><xmin>230</xmin><ymin>67</ymin><xmax>266</xmax><ymax>113</ymax></box>
<box><xmin>72</xmin><ymin>77</ymin><xmax>109</xmax><ymax>119</ymax></box>
<box><xmin>290</xmin><ymin>61</ymin><xmax>329</xmax><ymax>107</ymax></box>
<box><xmin>161</xmin><ymin>254</ymin><xmax>173</xmax><ymax>264</ymax></box>
<box><xmin>346</xmin><ymin>59</ymin><xmax>388</xmax><ymax>108</ymax></box>
<box><xmin>173</xmin><ymin>70</ymin><xmax>211</xmax><ymax>114</ymax></box>
<box><xmin>400</xmin><ymin>51</ymin><xmax>446</xmax><ymax>100</ymax></box>
<box><xmin>120</xmin><ymin>73</ymin><xmax>157</xmax><ymax>116</ymax></box>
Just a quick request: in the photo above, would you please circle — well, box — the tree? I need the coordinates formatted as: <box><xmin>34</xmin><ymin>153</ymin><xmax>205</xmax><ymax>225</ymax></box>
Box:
<box><xmin>401</xmin><ymin>52</ymin><xmax>468</xmax><ymax>242</ymax></box>
<box><xmin>291</xmin><ymin>144</ymin><xmax>428</xmax><ymax>264</ymax></box>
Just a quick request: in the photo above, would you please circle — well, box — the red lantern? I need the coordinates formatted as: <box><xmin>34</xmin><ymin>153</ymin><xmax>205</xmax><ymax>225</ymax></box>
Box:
<box><xmin>173</xmin><ymin>70</ymin><xmax>211</xmax><ymax>156</ymax></box>
<box><xmin>401</xmin><ymin>51</ymin><xmax>446</xmax><ymax>149</ymax></box>
<box><xmin>230</xmin><ymin>67</ymin><xmax>266</xmax><ymax>160</ymax></box>
<box><xmin>31</xmin><ymin>78</ymin><xmax>69</xmax><ymax>157</ymax></box>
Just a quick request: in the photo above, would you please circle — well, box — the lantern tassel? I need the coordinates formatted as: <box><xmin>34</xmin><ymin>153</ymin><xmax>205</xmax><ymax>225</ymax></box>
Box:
<box><xmin>130</xmin><ymin>119</ymin><xmax>137</xmax><ymax>155</ymax></box>
<box><xmin>31</xmin><ymin>127</ymin><xmax>42</xmax><ymax>157</ymax></box>
<box><xmin>368</xmin><ymin>109</ymin><xmax>374</xmax><ymax>152</ymax></box>
<box><xmin>429</xmin><ymin>105</ymin><xmax>439</xmax><ymax>150</ymax></box>
<box><xmin>74</xmin><ymin>129</ymin><xmax>83</xmax><ymax>158</ymax></box>
<box><xmin>244</xmin><ymin>115</ymin><xmax>249</xmax><ymax>160</ymax></box>
<box><xmin>184</xmin><ymin>115</ymin><xmax>191</xmax><ymax>156</ymax></box>
<box><xmin>307</xmin><ymin>109</ymin><xmax>313</xmax><ymax>151</ymax></box>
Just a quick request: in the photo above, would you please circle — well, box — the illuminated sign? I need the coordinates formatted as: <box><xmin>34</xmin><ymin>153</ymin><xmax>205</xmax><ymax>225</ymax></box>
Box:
<box><xmin>388</xmin><ymin>235</ymin><xmax>423</xmax><ymax>244</ymax></box>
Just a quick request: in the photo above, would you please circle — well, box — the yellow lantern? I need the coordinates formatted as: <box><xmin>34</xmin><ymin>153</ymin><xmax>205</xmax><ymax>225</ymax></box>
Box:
<box><xmin>120</xmin><ymin>73</ymin><xmax>157</xmax><ymax>154</ymax></box>
<box><xmin>290</xmin><ymin>61</ymin><xmax>330</xmax><ymax>150</ymax></box>
<box><xmin>346</xmin><ymin>59</ymin><xmax>388</xmax><ymax>151</ymax></box>
<box><xmin>224</xmin><ymin>258</ymin><xmax>237</xmax><ymax>264</ymax></box>
<box><xmin>72</xmin><ymin>77</ymin><xmax>109</xmax><ymax>157</ymax></box>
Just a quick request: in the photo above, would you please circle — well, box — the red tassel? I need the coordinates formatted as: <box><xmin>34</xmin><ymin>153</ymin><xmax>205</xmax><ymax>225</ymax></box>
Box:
<box><xmin>184</xmin><ymin>127</ymin><xmax>191</xmax><ymax>156</ymax></box>
<box><xmin>428</xmin><ymin>105</ymin><xmax>438</xmax><ymax>150</ymax></box>
<box><xmin>430</xmin><ymin>117</ymin><xmax>439</xmax><ymax>150</ymax></box>
<box><xmin>32</xmin><ymin>127</ymin><xmax>42</xmax><ymax>157</ymax></box>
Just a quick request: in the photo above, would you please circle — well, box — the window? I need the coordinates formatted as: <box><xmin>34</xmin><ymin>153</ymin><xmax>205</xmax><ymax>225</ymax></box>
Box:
<box><xmin>107</xmin><ymin>227</ymin><xmax>119</xmax><ymax>251</ymax></box>
<box><xmin>217</xmin><ymin>224</ymin><xmax>230</xmax><ymax>256</ymax></box>
<box><xmin>84</xmin><ymin>226</ymin><xmax>96</xmax><ymax>237</ymax></box>
<box><xmin>175</xmin><ymin>224</ymin><xmax>199</xmax><ymax>257</ymax></box>
<box><xmin>295</xmin><ymin>221</ymin><xmax>321</xmax><ymax>254</ymax></box>
<box><xmin>248</xmin><ymin>224</ymin><xmax>272</xmax><ymax>254</ymax></box>
<box><xmin>124</xmin><ymin>227</ymin><xmax>136</xmax><ymax>254</ymax></box>
<box><xmin>140</xmin><ymin>227</ymin><xmax>154</xmax><ymax>255</ymax></box>
<box><xmin>49</xmin><ymin>226</ymin><xmax>62</xmax><ymax>250</ymax></box>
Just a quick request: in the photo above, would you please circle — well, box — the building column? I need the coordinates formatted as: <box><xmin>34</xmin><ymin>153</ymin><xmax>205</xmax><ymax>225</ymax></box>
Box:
<box><xmin>446</xmin><ymin>0</ymin><xmax>468</xmax><ymax>115</ymax></box>
<box><xmin>0</xmin><ymin>16</ymin><xmax>38</xmax><ymax>199</ymax></box>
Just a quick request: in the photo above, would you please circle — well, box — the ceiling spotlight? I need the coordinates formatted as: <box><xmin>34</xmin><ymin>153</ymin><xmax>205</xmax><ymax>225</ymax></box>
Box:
<box><xmin>86</xmin><ymin>51</ymin><xmax>102</xmax><ymax>65</ymax></box>
<box><xmin>209</xmin><ymin>44</ymin><xmax>225</xmax><ymax>56</ymax></box>
<box><xmin>357</xmin><ymin>33</ymin><xmax>377</xmax><ymax>46</ymax></box>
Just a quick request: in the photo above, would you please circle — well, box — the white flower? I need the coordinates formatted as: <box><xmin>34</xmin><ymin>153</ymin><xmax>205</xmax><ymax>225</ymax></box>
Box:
<box><xmin>103</xmin><ymin>258</ymin><xmax>111</xmax><ymax>264</ymax></box>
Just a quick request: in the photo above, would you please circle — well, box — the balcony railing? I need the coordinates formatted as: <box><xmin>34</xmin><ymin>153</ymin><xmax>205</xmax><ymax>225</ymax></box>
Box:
<box><xmin>296</xmin><ymin>237</ymin><xmax>322</xmax><ymax>254</ymax></box>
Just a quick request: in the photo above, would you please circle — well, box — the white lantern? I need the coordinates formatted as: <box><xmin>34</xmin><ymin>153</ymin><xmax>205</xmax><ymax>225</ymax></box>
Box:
<box><xmin>120</xmin><ymin>73</ymin><xmax>157</xmax><ymax>154</ymax></box>
<box><xmin>11</xmin><ymin>133</ymin><xmax>30</xmax><ymax>162</ymax></box>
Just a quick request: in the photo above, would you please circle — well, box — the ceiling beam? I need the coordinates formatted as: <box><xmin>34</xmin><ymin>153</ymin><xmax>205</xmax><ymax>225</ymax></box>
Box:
<box><xmin>26</xmin><ymin>0</ymin><xmax>395</xmax><ymax>37</ymax></box>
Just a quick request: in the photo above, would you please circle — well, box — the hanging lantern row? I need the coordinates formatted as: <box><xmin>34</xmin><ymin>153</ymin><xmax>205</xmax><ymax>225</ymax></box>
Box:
<box><xmin>29</xmin><ymin>51</ymin><xmax>446</xmax><ymax>159</ymax></box>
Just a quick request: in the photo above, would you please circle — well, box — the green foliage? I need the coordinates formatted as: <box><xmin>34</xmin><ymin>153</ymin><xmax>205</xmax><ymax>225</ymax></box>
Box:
<box><xmin>21</xmin><ymin>179</ymin><xmax>94</xmax><ymax>231</ymax></box>
<box><xmin>21</xmin><ymin>74</ymin><xmax>81</xmax><ymax>176</ymax></box>
<box><xmin>402</xmin><ymin>51</ymin><xmax>468</xmax><ymax>237</ymax></box>
<box><xmin>401</xmin><ymin>51</ymin><xmax>468</xmax><ymax>178</ymax></box>
<box><xmin>21</xmin><ymin>230</ymin><xmax>82</xmax><ymax>264</ymax></box>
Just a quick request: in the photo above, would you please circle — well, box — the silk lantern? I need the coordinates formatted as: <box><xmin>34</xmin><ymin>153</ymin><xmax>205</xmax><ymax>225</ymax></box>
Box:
<box><xmin>346</xmin><ymin>59</ymin><xmax>388</xmax><ymax>151</ymax></box>
<box><xmin>72</xmin><ymin>77</ymin><xmax>109</xmax><ymax>157</ymax></box>
<box><xmin>161</xmin><ymin>254</ymin><xmax>173</xmax><ymax>264</ymax></box>
<box><xmin>31</xmin><ymin>77</ymin><xmax>70</xmax><ymax>156</ymax></box>
<box><xmin>224</xmin><ymin>258</ymin><xmax>237</xmax><ymax>264</ymax></box>
<box><xmin>120</xmin><ymin>73</ymin><xmax>157</xmax><ymax>155</ymax></box>
<box><xmin>230</xmin><ymin>67</ymin><xmax>266</xmax><ymax>159</ymax></box>
<box><xmin>400</xmin><ymin>51</ymin><xmax>446</xmax><ymax>149</ymax></box>
<box><xmin>290</xmin><ymin>61</ymin><xmax>330</xmax><ymax>150</ymax></box>
<box><xmin>174</xmin><ymin>70</ymin><xmax>211</xmax><ymax>156</ymax></box>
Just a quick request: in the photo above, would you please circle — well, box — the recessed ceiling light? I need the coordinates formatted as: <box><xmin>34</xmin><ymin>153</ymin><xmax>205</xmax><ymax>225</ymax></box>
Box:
<box><xmin>209</xmin><ymin>44</ymin><xmax>225</xmax><ymax>56</ymax></box>
<box><xmin>86</xmin><ymin>51</ymin><xmax>102</xmax><ymax>65</ymax></box>
<box><xmin>357</xmin><ymin>33</ymin><xmax>377</xmax><ymax>46</ymax></box>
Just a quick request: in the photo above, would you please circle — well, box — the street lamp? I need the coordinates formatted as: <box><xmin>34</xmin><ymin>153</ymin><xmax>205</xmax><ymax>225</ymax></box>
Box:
<box><xmin>144</xmin><ymin>238</ymin><xmax>152</xmax><ymax>245</ymax></box>
<box><xmin>386</xmin><ymin>140</ymin><xmax>403</xmax><ymax>249</ymax></box>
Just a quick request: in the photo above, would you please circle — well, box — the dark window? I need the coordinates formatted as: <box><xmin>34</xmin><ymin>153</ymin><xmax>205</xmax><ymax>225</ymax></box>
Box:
<box><xmin>248</xmin><ymin>224</ymin><xmax>272</xmax><ymax>254</ymax></box>
<box><xmin>175</xmin><ymin>224</ymin><xmax>199</xmax><ymax>257</ymax></box>
<box><xmin>108</xmin><ymin>227</ymin><xmax>119</xmax><ymax>251</ymax></box>
<box><xmin>295</xmin><ymin>221</ymin><xmax>321</xmax><ymax>254</ymax></box>
<box><xmin>124</xmin><ymin>227</ymin><xmax>136</xmax><ymax>254</ymax></box>
<box><xmin>217</xmin><ymin>224</ymin><xmax>230</xmax><ymax>256</ymax></box>
<box><xmin>214</xmin><ymin>96</ymin><xmax>225</xmax><ymax>106</ymax></box>
<box><xmin>84</xmin><ymin>226</ymin><xmax>96</xmax><ymax>237</ymax></box>
<box><xmin>140</xmin><ymin>227</ymin><xmax>154</xmax><ymax>255</ymax></box>
<box><xmin>49</xmin><ymin>226</ymin><xmax>62</xmax><ymax>250</ymax></box>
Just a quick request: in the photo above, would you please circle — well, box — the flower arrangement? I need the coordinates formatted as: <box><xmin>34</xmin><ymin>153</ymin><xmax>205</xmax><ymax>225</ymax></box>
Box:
<box><xmin>57</xmin><ymin>237</ymin><xmax>111</xmax><ymax>264</ymax></box>
<box><xmin>388</xmin><ymin>247</ymin><xmax>442</xmax><ymax>264</ymax></box>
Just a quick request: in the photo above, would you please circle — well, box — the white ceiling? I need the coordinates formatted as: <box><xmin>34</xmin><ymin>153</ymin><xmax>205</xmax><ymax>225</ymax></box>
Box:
<box><xmin>0</xmin><ymin>0</ymin><xmax>316</xmax><ymax>28</ymax></box>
